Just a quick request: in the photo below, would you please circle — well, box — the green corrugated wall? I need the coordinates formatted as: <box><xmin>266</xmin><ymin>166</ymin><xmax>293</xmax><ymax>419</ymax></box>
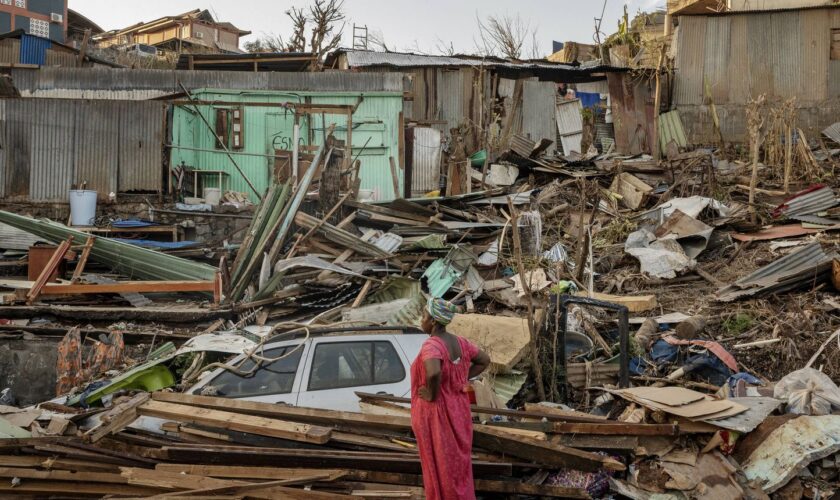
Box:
<box><xmin>170</xmin><ymin>89</ymin><xmax>403</xmax><ymax>203</ymax></box>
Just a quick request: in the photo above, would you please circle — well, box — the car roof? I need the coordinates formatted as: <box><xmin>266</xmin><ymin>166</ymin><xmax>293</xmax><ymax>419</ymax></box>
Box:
<box><xmin>259</xmin><ymin>326</ymin><xmax>426</xmax><ymax>349</ymax></box>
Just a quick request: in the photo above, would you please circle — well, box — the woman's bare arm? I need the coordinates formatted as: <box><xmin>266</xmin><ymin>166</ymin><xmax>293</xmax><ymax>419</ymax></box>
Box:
<box><xmin>468</xmin><ymin>349</ymin><xmax>491</xmax><ymax>379</ymax></box>
<box><xmin>421</xmin><ymin>358</ymin><xmax>443</xmax><ymax>401</ymax></box>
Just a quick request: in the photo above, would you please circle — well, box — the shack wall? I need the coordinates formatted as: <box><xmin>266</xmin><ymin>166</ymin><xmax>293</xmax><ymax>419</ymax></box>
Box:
<box><xmin>0</xmin><ymin>98</ymin><xmax>165</xmax><ymax>202</ymax></box>
<box><xmin>673</xmin><ymin>7</ymin><xmax>840</xmax><ymax>143</ymax></box>
<box><xmin>170</xmin><ymin>89</ymin><xmax>403</xmax><ymax>202</ymax></box>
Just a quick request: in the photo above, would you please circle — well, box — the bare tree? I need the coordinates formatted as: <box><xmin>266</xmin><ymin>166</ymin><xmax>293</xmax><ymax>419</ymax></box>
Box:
<box><xmin>476</xmin><ymin>13</ymin><xmax>536</xmax><ymax>60</ymax></box>
<box><xmin>434</xmin><ymin>37</ymin><xmax>456</xmax><ymax>56</ymax></box>
<box><xmin>309</xmin><ymin>0</ymin><xmax>345</xmax><ymax>61</ymax></box>
<box><xmin>245</xmin><ymin>0</ymin><xmax>345</xmax><ymax>69</ymax></box>
<box><xmin>286</xmin><ymin>7</ymin><xmax>308</xmax><ymax>52</ymax></box>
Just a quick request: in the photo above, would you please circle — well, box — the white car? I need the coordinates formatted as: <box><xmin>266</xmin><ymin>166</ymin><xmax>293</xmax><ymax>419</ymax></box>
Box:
<box><xmin>186</xmin><ymin>327</ymin><xmax>428</xmax><ymax>412</ymax></box>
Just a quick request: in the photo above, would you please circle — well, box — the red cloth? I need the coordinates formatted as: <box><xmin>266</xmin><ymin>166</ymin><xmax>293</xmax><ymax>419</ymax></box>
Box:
<box><xmin>410</xmin><ymin>335</ymin><xmax>479</xmax><ymax>500</ymax></box>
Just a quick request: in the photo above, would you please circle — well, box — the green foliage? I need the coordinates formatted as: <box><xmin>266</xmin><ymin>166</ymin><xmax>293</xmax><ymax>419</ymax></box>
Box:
<box><xmin>723</xmin><ymin>313</ymin><xmax>753</xmax><ymax>335</ymax></box>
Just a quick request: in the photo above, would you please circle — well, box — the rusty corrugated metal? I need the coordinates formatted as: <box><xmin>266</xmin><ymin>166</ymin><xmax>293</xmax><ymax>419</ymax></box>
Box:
<box><xmin>29</xmin><ymin>99</ymin><xmax>75</xmax><ymax>201</ymax></box>
<box><xmin>0</xmin><ymin>39</ymin><xmax>20</xmax><ymax>65</ymax></box>
<box><xmin>74</xmin><ymin>101</ymin><xmax>119</xmax><ymax>196</ymax></box>
<box><xmin>703</xmin><ymin>16</ymin><xmax>731</xmax><ymax>104</ymax></box>
<box><xmin>409</xmin><ymin>127</ymin><xmax>441</xmax><ymax>197</ymax></box>
<box><xmin>728</xmin><ymin>15</ymin><xmax>750</xmax><ymax>103</ymax></box>
<box><xmin>771</xmin><ymin>11</ymin><xmax>801</xmax><ymax>97</ymax></box>
<box><xmin>119</xmin><ymin>101</ymin><xmax>165</xmax><ymax>193</ymax></box>
<box><xmin>674</xmin><ymin>16</ymin><xmax>707</xmax><ymax>106</ymax></box>
<box><xmin>0</xmin><ymin>99</ymin><xmax>164</xmax><ymax>202</ymax></box>
<box><xmin>830</xmin><ymin>61</ymin><xmax>840</xmax><ymax>98</ymax></box>
<box><xmin>9</xmin><ymin>67</ymin><xmax>404</xmax><ymax>100</ymax></box>
<box><xmin>0</xmin><ymin>100</ymin><xmax>5</xmax><ymax>199</ymax></box>
<box><xmin>747</xmin><ymin>13</ymin><xmax>775</xmax><ymax>97</ymax></box>
<box><xmin>521</xmin><ymin>80</ymin><xmax>557</xmax><ymax>155</ymax></box>
<box><xmin>799</xmin><ymin>9</ymin><xmax>830</xmax><ymax>100</ymax></box>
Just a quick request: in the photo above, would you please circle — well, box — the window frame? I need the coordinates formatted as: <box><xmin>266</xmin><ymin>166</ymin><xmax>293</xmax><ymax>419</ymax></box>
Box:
<box><xmin>306</xmin><ymin>340</ymin><xmax>406</xmax><ymax>392</ymax></box>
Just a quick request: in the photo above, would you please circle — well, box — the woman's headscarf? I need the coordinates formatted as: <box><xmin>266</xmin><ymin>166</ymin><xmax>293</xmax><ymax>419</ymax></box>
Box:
<box><xmin>427</xmin><ymin>297</ymin><xmax>457</xmax><ymax>326</ymax></box>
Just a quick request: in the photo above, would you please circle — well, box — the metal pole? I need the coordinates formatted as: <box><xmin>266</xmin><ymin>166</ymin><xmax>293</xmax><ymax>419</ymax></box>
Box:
<box><xmin>177</xmin><ymin>83</ymin><xmax>262</xmax><ymax>201</ymax></box>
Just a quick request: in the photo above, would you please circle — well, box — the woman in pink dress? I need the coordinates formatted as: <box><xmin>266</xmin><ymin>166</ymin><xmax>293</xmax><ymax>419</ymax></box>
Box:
<box><xmin>411</xmin><ymin>298</ymin><xmax>491</xmax><ymax>500</ymax></box>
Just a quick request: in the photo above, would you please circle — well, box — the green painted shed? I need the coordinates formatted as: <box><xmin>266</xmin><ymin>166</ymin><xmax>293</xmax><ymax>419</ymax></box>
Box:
<box><xmin>170</xmin><ymin>88</ymin><xmax>404</xmax><ymax>202</ymax></box>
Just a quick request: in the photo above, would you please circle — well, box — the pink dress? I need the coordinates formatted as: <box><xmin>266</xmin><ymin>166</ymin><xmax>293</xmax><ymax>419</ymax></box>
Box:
<box><xmin>410</xmin><ymin>335</ymin><xmax>479</xmax><ymax>500</ymax></box>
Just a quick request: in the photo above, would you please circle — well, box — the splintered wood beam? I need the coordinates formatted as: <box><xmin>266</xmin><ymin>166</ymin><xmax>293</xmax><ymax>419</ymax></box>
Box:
<box><xmin>26</xmin><ymin>237</ymin><xmax>73</xmax><ymax>305</ymax></box>
<box><xmin>138</xmin><ymin>400</ymin><xmax>332</xmax><ymax>445</ymax></box>
<box><xmin>38</xmin><ymin>280</ymin><xmax>217</xmax><ymax>295</ymax></box>
<box><xmin>71</xmin><ymin>235</ymin><xmax>96</xmax><ymax>283</ymax></box>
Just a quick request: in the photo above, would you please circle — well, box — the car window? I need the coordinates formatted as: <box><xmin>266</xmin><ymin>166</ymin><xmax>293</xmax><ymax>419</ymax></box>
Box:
<box><xmin>196</xmin><ymin>345</ymin><xmax>303</xmax><ymax>398</ymax></box>
<box><xmin>308</xmin><ymin>341</ymin><xmax>405</xmax><ymax>391</ymax></box>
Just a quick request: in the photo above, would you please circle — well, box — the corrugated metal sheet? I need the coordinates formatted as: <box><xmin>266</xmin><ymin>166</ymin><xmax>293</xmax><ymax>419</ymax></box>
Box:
<box><xmin>823</xmin><ymin>121</ymin><xmax>840</xmax><ymax>144</ymax></box>
<box><xmin>747</xmin><ymin>13</ymin><xmax>775</xmax><ymax>97</ymax></box>
<box><xmin>521</xmin><ymin>80</ymin><xmax>557</xmax><ymax>155</ymax></box>
<box><xmin>776</xmin><ymin>186</ymin><xmax>838</xmax><ymax>218</ymax></box>
<box><xmin>0</xmin><ymin>39</ymin><xmax>20</xmax><ymax>65</ymax></box>
<box><xmin>830</xmin><ymin>61</ymin><xmax>840</xmax><ymax>98</ymax></box>
<box><xmin>20</xmin><ymin>35</ymin><xmax>50</xmax><ymax>66</ymax></box>
<box><xmin>703</xmin><ymin>16</ymin><xmax>731</xmax><ymax>103</ymax></box>
<box><xmin>0</xmin><ymin>222</ymin><xmax>45</xmax><ymax>250</ymax></box>
<box><xmin>119</xmin><ymin>101</ymin><xmax>165</xmax><ymax>192</ymax></box>
<box><xmin>717</xmin><ymin>243</ymin><xmax>837</xmax><ymax>301</ymax></box>
<box><xmin>74</xmin><ymin>100</ymin><xmax>119</xmax><ymax>196</ymax></box>
<box><xmin>561</xmin><ymin>133</ymin><xmax>583</xmax><ymax>155</ymax></box>
<box><xmin>9</xmin><ymin>67</ymin><xmax>404</xmax><ymax>100</ymax></box>
<box><xmin>410</xmin><ymin>127</ymin><xmax>442</xmax><ymax>197</ymax></box>
<box><xmin>0</xmin><ymin>99</ymin><xmax>165</xmax><ymax>201</ymax></box>
<box><xmin>728</xmin><ymin>15</ymin><xmax>750</xmax><ymax>103</ymax></box>
<box><xmin>436</xmin><ymin>69</ymin><xmax>467</xmax><ymax>130</ymax></box>
<box><xmin>555</xmin><ymin>99</ymin><xmax>583</xmax><ymax>135</ymax></box>
<box><xmin>800</xmin><ymin>9</ymin><xmax>830</xmax><ymax>100</ymax></box>
<box><xmin>44</xmin><ymin>50</ymin><xmax>78</xmax><ymax>68</ymax></box>
<box><xmin>659</xmin><ymin>110</ymin><xmax>688</xmax><ymax>148</ymax></box>
<box><xmin>772</xmin><ymin>11</ymin><xmax>801</xmax><ymax>97</ymax></box>
<box><xmin>0</xmin><ymin>100</ymin><xmax>5</xmax><ymax>198</ymax></box>
<box><xmin>674</xmin><ymin>16</ymin><xmax>707</xmax><ymax>105</ymax></box>
<box><xmin>29</xmin><ymin>99</ymin><xmax>75</xmax><ymax>201</ymax></box>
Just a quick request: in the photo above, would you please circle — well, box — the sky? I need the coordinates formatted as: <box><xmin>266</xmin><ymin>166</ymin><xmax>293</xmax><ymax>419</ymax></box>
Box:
<box><xmin>70</xmin><ymin>0</ymin><xmax>666</xmax><ymax>57</ymax></box>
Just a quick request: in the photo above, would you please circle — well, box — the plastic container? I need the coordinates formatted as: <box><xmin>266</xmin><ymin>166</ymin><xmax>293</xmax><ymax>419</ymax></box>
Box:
<box><xmin>203</xmin><ymin>187</ymin><xmax>222</xmax><ymax>206</ymax></box>
<box><xmin>69</xmin><ymin>190</ymin><xmax>97</xmax><ymax>226</ymax></box>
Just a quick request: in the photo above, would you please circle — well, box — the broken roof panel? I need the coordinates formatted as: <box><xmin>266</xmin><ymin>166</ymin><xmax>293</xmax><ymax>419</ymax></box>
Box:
<box><xmin>716</xmin><ymin>243</ymin><xmax>838</xmax><ymax>301</ymax></box>
<box><xmin>773</xmin><ymin>185</ymin><xmax>838</xmax><ymax>219</ymax></box>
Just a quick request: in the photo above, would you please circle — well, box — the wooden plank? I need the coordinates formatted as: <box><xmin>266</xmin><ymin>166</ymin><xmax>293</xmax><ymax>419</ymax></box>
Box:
<box><xmin>27</xmin><ymin>237</ymin><xmax>72</xmax><ymax>304</ymax></box>
<box><xmin>0</xmin><ymin>455</ymin><xmax>120</xmax><ymax>472</ymax></box>
<box><xmin>138</xmin><ymin>400</ymin><xmax>332</xmax><ymax>445</ymax></box>
<box><xmin>152</xmin><ymin>391</ymin><xmax>414</xmax><ymax>433</ymax></box>
<box><xmin>473</xmin><ymin>424</ymin><xmax>626</xmax><ymax>472</ymax></box>
<box><xmin>155</xmin><ymin>464</ymin><xmax>348</xmax><ymax>481</ymax></box>
<box><xmin>84</xmin><ymin>393</ymin><xmax>150</xmax><ymax>443</ymax></box>
<box><xmin>0</xmin><ymin>480</ymin><xmax>162</xmax><ymax>496</ymax></box>
<box><xmin>71</xmin><ymin>235</ymin><xmax>95</xmax><ymax>283</ymax></box>
<box><xmin>551</xmin><ymin>422</ymin><xmax>678</xmax><ymax>436</ymax></box>
<box><xmin>40</xmin><ymin>280</ymin><xmax>216</xmax><ymax>295</ymax></box>
<box><xmin>574</xmin><ymin>291</ymin><xmax>657</xmax><ymax>312</ymax></box>
<box><xmin>120</xmin><ymin>467</ymin><xmax>249</xmax><ymax>491</ymax></box>
<box><xmin>145</xmin><ymin>473</ymin><xmax>339</xmax><ymax>498</ymax></box>
<box><xmin>162</xmin><ymin>446</ymin><xmax>511</xmax><ymax>477</ymax></box>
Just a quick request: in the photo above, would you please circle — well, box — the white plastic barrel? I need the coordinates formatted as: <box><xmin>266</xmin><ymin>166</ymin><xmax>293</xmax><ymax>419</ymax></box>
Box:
<box><xmin>69</xmin><ymin>190</ymin><xmax>97</xmax><ymax>226</ymax></box>
<box><xmin>203</xmin><ymin>187</ymin><xmax>222</xmax><ymax>206</ymax></box>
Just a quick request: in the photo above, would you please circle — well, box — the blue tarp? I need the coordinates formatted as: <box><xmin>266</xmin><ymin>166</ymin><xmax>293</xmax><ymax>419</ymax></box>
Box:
<box><xmin>112</xmin><ymin>239</ymin><xmax>199</xmax><ymax>250</ymax></box>
<box><xmin>577</xmin><ymin>91</ymin><xmax>602</xmax><ymax>109</ymax></box>
<box><xmin>111</xmin><ymin>220</ymin><xmax>157</xmax><ymax>228</ymax></box>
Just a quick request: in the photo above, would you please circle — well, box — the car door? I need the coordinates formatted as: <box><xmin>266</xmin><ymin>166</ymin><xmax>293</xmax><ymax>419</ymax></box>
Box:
<box><xmin>189</xmin><ymin>342</ymin><xmax>308</xmax><ymax>405</ymax></box>
<box><xmin>296</xmin><ymin>337</ymin><xmax>409</xmax><ymax>412</ymax></box>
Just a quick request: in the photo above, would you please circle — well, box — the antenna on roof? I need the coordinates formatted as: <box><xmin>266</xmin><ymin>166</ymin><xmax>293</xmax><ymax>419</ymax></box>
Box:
<box><xmin>353</xmin><ymin>24</ymin><xmax>368</xmax><ymax>50</ymax></box>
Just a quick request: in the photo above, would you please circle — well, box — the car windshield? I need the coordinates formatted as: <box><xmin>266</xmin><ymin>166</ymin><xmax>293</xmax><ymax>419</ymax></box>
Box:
<box><xmin>196</xmin><ymin>344</ymin><xmax>303</xmax><ymax>398</ymax></box>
